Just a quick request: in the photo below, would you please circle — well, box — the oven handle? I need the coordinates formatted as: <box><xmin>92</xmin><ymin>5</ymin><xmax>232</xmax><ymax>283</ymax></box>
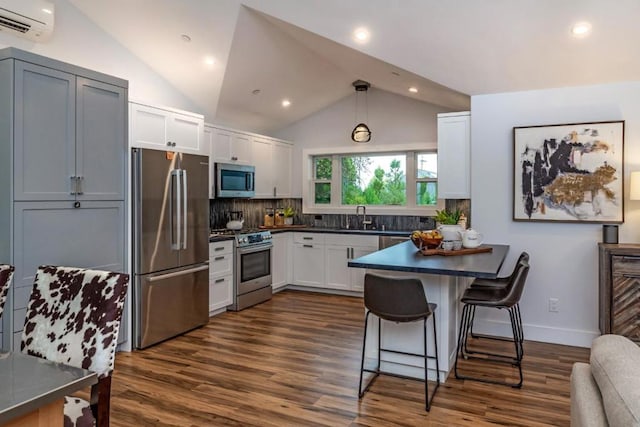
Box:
<box><xmin>237</xmin><ymin>243</ymin><xmax>273</xmax><ymax>255</ymax></box>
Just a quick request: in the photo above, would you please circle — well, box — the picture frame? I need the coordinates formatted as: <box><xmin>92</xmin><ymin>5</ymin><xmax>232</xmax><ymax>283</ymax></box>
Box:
<box><xmin>513</xmin><ymin>120</ymin><xmax>624</xmax><ymax>223</ymax></box>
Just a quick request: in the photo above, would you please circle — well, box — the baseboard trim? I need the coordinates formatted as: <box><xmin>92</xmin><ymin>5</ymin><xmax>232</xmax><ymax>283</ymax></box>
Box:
<box><xmin>473</xmin><ymin>318</ymin><xmax>598</xmax><ymax>348</ymax></box>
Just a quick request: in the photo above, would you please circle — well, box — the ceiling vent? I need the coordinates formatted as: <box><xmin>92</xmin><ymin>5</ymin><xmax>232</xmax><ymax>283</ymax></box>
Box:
<box><xmin>0</xmin><ymin>0</ymin><xmax>54</xmax><ymax>42</ymax></box>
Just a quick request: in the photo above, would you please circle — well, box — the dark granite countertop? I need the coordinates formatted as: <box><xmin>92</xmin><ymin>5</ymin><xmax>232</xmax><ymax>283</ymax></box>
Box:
<box><xmin>210</xmin><ymin>227</ymin><xmax>412</xmax><ymax>242</ymax></box>
<box><xmin>264</xmin><ymin>227</ymin><xmax>411</xmax><ymax>237</ymax></box>
<box><xmin>348</xmin><ymin>241</ymin><xmax>509</xmax><ymax>279</ymax></box>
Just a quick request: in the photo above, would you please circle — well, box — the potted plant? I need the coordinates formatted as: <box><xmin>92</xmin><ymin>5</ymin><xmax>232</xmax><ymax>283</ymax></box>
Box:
<box><xmin>435</xmin><ymin>209</ymin><xmax>461</xmax><ymax>225</ymax></box>
<box><xmin>435</xmin><ymin>209</ymin><xmax>464</xmax><ymax>240</ymax></box>
<box><xmin>283</xmin><ymin>206</ymin><xmax>295</xmax><ymax>225</ymax></box>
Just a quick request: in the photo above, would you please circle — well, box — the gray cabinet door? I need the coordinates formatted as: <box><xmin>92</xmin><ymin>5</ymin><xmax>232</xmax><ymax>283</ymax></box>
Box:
<box><xmin>11</xmin><ymin>200</ymin><xmax>126</xmax><ymax>339</ymax></box>
<box><xmin>13</xmin><ymin>61</ymin><xmax>76</xmax><ymax>201</ymax></box>
<box><xmin>76</xmin><ymin>78</ymin><xmax>126</xmax><ymax>200</ymax></box>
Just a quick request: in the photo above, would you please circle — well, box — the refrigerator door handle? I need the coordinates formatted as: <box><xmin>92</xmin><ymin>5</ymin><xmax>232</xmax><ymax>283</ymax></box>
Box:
<box><xmin>182</xmin><ymin>169</ymin><xmax>188</xmax><ymax>250</ymax></box>
<box><xmin>147</xmin><ymin>264</ymin><xmax>209</xmax><ymax>282</ymax></box>
<box><xmin>171</xmin><ymin>169</ymin><xmax>181</xmax><ymax>250</ymax></box>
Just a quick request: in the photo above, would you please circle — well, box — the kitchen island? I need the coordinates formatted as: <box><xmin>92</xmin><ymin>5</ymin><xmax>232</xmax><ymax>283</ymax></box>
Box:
<box><xmin>348</xmin><ymin>241</ymin><xmax>509</xmax><ymax>382</ymax></box>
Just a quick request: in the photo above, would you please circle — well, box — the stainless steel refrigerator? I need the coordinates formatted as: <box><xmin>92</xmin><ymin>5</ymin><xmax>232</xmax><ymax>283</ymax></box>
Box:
<box><xmin>132</xmin><ymin>148</ymin><xmax>209</xmax><ymax>349</ymax></box>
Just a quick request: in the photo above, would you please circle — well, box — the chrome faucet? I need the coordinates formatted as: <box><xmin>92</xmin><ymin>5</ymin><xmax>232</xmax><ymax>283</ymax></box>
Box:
<box><xmin>356</xmin><ymin>205</ymin><xmax>372</xmax><ymax>230</ymax></box>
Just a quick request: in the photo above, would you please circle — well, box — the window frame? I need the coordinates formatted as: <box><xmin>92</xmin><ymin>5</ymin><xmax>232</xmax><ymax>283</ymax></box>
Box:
<box><xmin>303</xmin><ymin>143</ymin><xmax>444</xmax><ymax>216</ymax></box>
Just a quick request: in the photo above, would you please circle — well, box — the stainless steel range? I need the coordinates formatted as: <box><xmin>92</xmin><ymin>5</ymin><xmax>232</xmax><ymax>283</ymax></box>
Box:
<box><xmin>226</xmin><ymin>230</ymin><xmax>273</xmax><ymax>311</ymax></box>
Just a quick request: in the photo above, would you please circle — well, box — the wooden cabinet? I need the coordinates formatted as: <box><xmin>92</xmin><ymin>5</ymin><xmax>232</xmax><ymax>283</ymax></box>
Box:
<box><xmin>130</xmin><ymin>101</ymin><xmax>205</xmax><ymax>155</ymax></box>
<box><xmin>0</xmin><ymin>48</ymin><xmax>128</xmax><ymax>351</ymax></box>
<box><xmin>13</xmin><ymin>62</ymin><xmax>126</xmax><ymax>201</ymax></box>
<box><xmin>437</xmin><ymin>111</ymin><xmax>470</xmax><ymax>199</ymax></box>
<box><xmin>272</xmin><ymin>233</ymin><xmax>292</xmax><ymax>291</ymax></box>
<box><xmin>598</xmin><ymin>244</ymin><xmax>640</xmax><ymax>343</ymax></box>
<box><xmin>209</xmin><ymin>240</ymin><xmax>234</xmax><ymax>314</ymax></box>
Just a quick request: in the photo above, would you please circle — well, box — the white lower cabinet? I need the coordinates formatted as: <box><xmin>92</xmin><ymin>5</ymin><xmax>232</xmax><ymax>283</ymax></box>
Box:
<box><xmin>272</xmin><ymin>233</ymin><xmax>292</xmax><ymax>291</ymax></box>
<box><xmin>291</xmin><ymin>233</ymin><xmax>377</xmax><ymax>291</ymax></box>
<box><xmin>209</xmin><ymin>240</ymin><xmax>234</xmax><ymax>314</ymax></box>
<box><xmin>292</xmin><ymin>232</ymin><xmax>325</xmax><ymax>287</ymax></box>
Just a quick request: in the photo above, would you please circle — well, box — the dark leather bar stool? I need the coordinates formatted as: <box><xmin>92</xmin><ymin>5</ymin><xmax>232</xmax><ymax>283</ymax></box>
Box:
<box><xmin>455</xmin><ymin>258</ymin><xmax>529</xmax><ymax>388</ymax></box>
<box><xmin>468</xmin><ymin>252</ymin><xmax>529</xmax><ymax>338</ymax></box>
<box><xmin>358</xmin><ymin>273</ymin><xmax>440</xmax><ymax>411</ymax></box>
<box><xmin>0</xmin><ymin>264</ymin><xmax>14</xmax><ymax>319</ymax></box>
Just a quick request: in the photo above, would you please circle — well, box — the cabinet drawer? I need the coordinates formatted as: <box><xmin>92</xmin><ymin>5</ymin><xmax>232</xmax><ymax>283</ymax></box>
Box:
<box><xmin>209</xmin><ymin>240</ymin><xmax>233</xmax><ymax>256</ymax></box>
<box><xmin>209</xmin><ymin>274</ymin><xmax>232</xmax><ymax>312</ymax></box>
<box><xmin>325</xmin><ymin>234</ymin><xmax>378</xmax><ymax>247</ymax></box>
<box><xmin>612</xmin><ymin>256</ymin><xmax>640</xmax><ymax>277</ymax></box>
<box><xmin>293</xmin><ymin>233</ymin><xmax>325</xmax><ymax>245</ymax></box>
<box><xmin>210</xmin><ymin>253</ymin><xmax>233</xmax><ymax>277</ymax></box>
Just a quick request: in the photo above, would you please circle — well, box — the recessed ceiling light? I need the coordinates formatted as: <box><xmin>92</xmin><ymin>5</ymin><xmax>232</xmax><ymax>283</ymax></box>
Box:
<box><xmin>203</xmin><ymin>56</ymin><xmax>215</xmax><ymax>67</ymax></box>
<box><xmin>408</xmin><ymin>87</ymin><xmax>418</xmax><ymax>93</ymax></box>
<box><xmin>180</xmin><ymin>34</ymin><xmax>191</xmax><ymax>42</ymax></box>
<box><xmin>353</xmin><ymin>27</ymin><xmax>370</xmax><ymax>43</ymax></box>
<box><xmin>41</xmin><ymin>8</ymin><xmax>53</xmax><ymax>14</ymax></box>
<box><xmin>571</xmin><ymin>22</ymin><xmax>592</xmax><ymax>37</ymax></box>
<box><xmin>282</xmin><ymin>99</ymin><xmax>291</xmax><ymax>107</ymax></box>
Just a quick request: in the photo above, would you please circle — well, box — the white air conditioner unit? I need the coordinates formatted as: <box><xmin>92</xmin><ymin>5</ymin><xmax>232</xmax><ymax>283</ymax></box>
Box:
<box><xmin>0</xmin><ymin>0</ymin><xmax>54</xmax><ymax>42</ymax></box>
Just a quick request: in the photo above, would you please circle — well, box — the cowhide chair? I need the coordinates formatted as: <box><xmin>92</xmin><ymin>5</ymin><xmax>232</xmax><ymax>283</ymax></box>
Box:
<box><xmin>0</xmin><ymin>264</ymin><xmax>15</xmax><ymax>318</ymax></box>
<box><xmin>21</xmin><ymin>265</ymin><xmax>129</xmax><ymax>427</ymax></box>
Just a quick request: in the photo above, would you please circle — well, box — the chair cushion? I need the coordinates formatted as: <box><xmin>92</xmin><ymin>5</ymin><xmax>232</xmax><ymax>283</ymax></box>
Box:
<box><xmin>590</xmin><ymin>335</ymin><xmax>640</xmax><ymax>427</ymax></box>
<box><xmin>64</xmin><ymin>396</ymin><xmax>95</xmax><ymax>427</ymax></box>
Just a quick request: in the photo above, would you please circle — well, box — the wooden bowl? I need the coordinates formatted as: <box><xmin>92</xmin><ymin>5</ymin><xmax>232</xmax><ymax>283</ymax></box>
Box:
<box><xmin>421</xmin><ymin>237</ymin><xmax>443</xmax><ymax>249</ymax></box>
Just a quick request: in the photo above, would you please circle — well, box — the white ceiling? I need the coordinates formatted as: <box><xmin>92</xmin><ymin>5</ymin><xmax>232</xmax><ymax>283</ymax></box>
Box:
<box><xmin>68</xmin><ymin>0</ymin><xmax>640</xmax><ymax>134</ymax></box>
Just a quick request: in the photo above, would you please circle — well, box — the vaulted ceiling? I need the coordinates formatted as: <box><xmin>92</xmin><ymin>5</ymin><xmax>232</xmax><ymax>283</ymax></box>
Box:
<box><xmin>69</xmin><ymin>0</ymin><xmax>640</xmax><ymax>134</ymax></box>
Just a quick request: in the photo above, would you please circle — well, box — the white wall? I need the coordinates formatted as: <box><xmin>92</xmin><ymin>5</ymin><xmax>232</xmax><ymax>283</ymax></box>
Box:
<box><xmin>0</xmin><ymin>0</ymin><xmax>198</xmax><ymax>113</ymax></box>
<box><xmin>274</xmin><ymin>87</ymin><xmax>452</xmax><ymax>196</ymax></box>
<box><xmin>471</xmin><ymin>81</ymin><xmax>640</xmax><ymax>348</ymax></box>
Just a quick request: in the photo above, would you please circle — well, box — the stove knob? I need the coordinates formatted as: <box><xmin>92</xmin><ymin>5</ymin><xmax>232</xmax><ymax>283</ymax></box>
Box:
<box><xmin>242</xmin><ymin>237</ymin><xmax>248</xmax><ymax>244</ymax></box>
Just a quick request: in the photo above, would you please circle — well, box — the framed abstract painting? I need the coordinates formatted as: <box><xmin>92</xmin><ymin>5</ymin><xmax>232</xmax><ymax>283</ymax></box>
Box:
<box><xmin>513</xmin><ymin>121</ymin><xmax>624</xmax><ymax>223</ymax></box>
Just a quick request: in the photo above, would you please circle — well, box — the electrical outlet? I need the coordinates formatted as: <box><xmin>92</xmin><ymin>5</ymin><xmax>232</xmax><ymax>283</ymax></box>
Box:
<box><xmin>548</xmin><ymin>298</ymin><xmax>559</xmax><ymax>313</ymax></box>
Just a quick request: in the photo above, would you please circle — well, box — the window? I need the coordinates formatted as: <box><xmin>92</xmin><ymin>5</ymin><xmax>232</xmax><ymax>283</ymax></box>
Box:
<box><xmin>308</xmin><ymin>148</ymin><xmax>441</xmax><ymax>214</ymax></box>
<box><xmin>313</xmin><ymin>157</ymin><xmax>332</xmax><ymax>204</ymax></box>
<box><xmin>341</xmin><ymin>154</ymin><xmax>406</xmax><ymax>205</ymax></box>
<box><xmin>416</xmin><ymin>153</ymin><xmax>437</xmax><ymax>206</ymax></box>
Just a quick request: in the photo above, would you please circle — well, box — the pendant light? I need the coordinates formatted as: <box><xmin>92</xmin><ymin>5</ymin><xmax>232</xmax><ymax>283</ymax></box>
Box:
<box><xmin>351</xmin><ymin>80</ymin><xmax>371</xmax><ymax>143</ymax></box>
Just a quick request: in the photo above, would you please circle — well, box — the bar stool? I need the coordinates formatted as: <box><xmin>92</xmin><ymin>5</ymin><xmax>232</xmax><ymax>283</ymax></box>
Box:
<box><xmin>358</xmin><ymin>273</ymin><xmax>440</xmax><ymax>411</ymax></box>
<box><xmin>455</xmin><ymin>258</ymin><xmax>529</xmax><ymax>388</ymax></box>
<box><xmin>468</xmin><ymin>252</ymin><xmax>529</xmax><ymax>338</ymax></box>
<box><xmin>0</xmin><ymin>264</ymin><xmax>14</xmax><ymax>318</ymax></box>
<box><xmin>21</xmin><ymin>265</ymin><xmax>129</xmax><ymax>427</ymax></box>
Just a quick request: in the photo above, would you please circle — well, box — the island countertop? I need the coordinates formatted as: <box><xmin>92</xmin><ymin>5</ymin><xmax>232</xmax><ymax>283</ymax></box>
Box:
<box><xmin>348</xmin><ymin>241</ymin><xmax>509</xmax><ymax>279</ymax></box>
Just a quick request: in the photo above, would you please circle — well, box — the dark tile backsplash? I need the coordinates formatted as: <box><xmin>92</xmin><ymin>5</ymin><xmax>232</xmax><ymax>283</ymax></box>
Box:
<box><xmin>210</xmin><ymin>198</ymin><xmax>471</xmax><ymax>231</ymax></box>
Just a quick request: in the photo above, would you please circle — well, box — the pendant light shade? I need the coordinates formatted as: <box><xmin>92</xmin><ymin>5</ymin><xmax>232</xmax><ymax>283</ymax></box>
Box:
<box><xmin>351</xmin><ymin>80</ymin><xmax>371</xmax><ymax>143</ymax></box>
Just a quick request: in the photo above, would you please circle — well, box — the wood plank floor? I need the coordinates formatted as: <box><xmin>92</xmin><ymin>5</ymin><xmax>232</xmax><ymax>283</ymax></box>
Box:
<box><xmin>109</xmin><ymin>290</ymin><xmax>589</xmax><ymax>426</ymax></box>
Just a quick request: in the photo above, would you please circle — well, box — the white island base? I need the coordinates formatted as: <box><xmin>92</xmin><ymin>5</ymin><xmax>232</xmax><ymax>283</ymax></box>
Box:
<box><xmin>363</xmin><ymin>271</ymin><xmax>472</xmax><ymax>383</ymax></box>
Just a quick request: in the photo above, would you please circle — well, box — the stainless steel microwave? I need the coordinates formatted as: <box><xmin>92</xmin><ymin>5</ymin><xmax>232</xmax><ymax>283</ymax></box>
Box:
<box><xmin>215</xmin><ymin>163</ymin><xmax>255</xmax><ymax>198</ymax></box>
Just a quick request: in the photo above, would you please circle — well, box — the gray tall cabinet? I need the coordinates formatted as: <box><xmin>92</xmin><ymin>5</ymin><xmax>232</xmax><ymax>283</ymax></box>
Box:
<box><xmin>0</xmin><ymin>48</ymin><xmax>128</xmax><ymax>351</ymax></box>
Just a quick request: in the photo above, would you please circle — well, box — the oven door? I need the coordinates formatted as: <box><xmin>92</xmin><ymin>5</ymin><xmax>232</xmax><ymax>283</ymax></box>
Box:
<box><xmin>236</xmin><ymin>243</ymin><xmax>272</xmax><ymax>295</ymax></box>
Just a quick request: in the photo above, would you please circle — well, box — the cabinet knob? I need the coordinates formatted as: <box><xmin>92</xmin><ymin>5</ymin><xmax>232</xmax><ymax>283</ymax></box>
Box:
<box><xmin>166</xmin><ymin>141</ymin><xmax>172</xmax><ymax>146</ymax></box>
<box><xmin>231</xmin><ymin>156</ymin><xmax>238</xmax><ymax>161</ymax></box>
<box><xmin>73</xmin><ymin>201</ymin><xmax>81</xmax><ymax>208</ymax></box>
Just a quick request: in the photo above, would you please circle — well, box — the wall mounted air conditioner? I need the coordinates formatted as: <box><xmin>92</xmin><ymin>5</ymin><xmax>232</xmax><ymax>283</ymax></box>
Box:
<box><xmin>0</xmin><ymin>0</ymin><xmax>54</xmax><ymax>42</ymax></box>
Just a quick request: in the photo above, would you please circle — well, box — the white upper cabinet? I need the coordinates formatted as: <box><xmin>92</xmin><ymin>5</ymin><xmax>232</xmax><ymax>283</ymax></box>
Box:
<box><xmin>130</xmin><ymin>101</ymin><xmax>206</xmax><ymax>155</ymax></box>
<box><xmin>437</xmin><ymin>111</ymin><xmax>471</xmax><ymax>199</ymax></box>
<box><xmin>208</xmin><ymin>124</ymin><xmax>293</xmax><ymax>199</ymax></box>
<box><xmin>209</xmin><ymin>126</ymin><xmax>252</xmax><ymax>165</ymax></box>
<box><xmin>252</xmin><ymin>137</ymin><xmax>292</xmax><ymax>199</ymax></box>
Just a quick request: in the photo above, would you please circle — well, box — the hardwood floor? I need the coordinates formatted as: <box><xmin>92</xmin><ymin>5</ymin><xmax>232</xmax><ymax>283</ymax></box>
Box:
<box><xmin>109</xmin><ymin>290</ymin><xmax>589</xmax><ymax>426</ymax></box>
